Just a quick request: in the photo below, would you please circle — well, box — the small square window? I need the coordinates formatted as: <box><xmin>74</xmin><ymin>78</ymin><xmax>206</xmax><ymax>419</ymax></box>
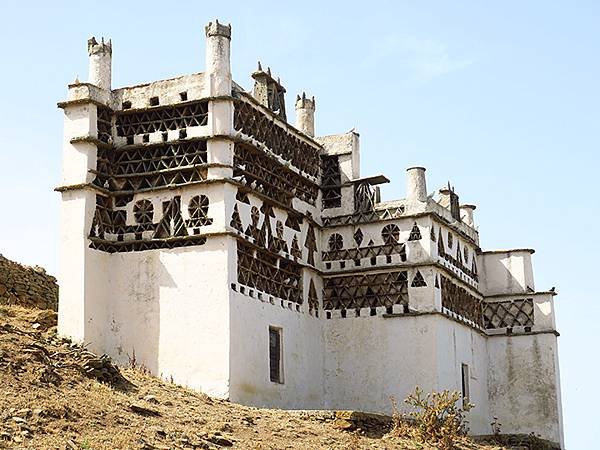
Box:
<box><xmin>122</xmin><ymin>101</ymin><xmax>132</xmax><ymax>110</ymax></box>
<box><xmin>149</xmin><ymin>96</ymin><xmax>159</xmax><ymax>106</ymax></box>
<box><xmin>179</xmin><ymin>91</ymin><xmax>188</xmax><ymax>101</ymax></box>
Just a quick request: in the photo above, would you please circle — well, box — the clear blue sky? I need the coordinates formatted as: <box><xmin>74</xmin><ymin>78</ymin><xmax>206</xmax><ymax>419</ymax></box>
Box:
<box><xmin>0</xmin><ymin>1</ymin><xmax>597</xmax><ymax>447</ymax></box>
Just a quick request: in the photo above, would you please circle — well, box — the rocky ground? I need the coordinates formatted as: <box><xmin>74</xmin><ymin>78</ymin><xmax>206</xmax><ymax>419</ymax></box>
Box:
<box><xmin>0</xmin><ymin>304</ymin><xmax>517</xmax><ymax>449</ymax></box>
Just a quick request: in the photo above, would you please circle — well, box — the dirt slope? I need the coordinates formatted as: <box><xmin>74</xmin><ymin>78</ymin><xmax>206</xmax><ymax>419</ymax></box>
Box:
<box><xmin>0</xmin><ymin>305</ymin><xmax>508</xmax><ymax>450</ymax></box>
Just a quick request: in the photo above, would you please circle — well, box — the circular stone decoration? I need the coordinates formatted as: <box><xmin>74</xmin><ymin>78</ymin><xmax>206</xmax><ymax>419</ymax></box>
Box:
<box><xmin>328</xmin><ymin>233</ymin><xmax>344</xmax><ymax>251</ymax></box>
<box><xmin>381</xmin><ymin>224</ymin><xmax>400</xmax><ymax>244</ymax></box>
<box><xmin>188</xmin><ymin>195</ymin><xmax>209</xmax><ymax>220</ymax></box>
<box><xmin>133</xmin><ymin>199</ymin><xmax>154</xmax><ymax>224</ymax></box>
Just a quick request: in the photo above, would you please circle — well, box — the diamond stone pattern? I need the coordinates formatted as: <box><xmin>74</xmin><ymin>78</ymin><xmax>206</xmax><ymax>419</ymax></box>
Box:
<box><xmin>483</xmin><ymin>298</ymin><xmax>534</xmax><ymax>329</ymax></box>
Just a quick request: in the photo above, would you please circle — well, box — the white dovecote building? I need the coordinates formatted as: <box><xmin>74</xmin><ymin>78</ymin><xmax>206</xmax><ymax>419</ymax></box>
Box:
<box><xmin>56</xmin><ymin>21</ymin><xmax>564</xmax><ymax>448</ymax></box>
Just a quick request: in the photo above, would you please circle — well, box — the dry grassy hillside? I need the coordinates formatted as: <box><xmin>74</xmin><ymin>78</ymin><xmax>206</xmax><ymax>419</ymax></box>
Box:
<box><xmin>0</xmin><ymin>304</ymin><xmax>541</xmax><ymax>450</ymax></box>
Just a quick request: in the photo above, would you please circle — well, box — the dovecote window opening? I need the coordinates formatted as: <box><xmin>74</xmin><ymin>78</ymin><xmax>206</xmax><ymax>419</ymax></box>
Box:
<box><xmin>461</xmin><ymin>363</ymin><xmax>470</xmax><ymax>408</ymax></box>
<box><xmin>269</xmin><ymin>327</ymin><xmax>283</xmax><ymax>383</ymax></box>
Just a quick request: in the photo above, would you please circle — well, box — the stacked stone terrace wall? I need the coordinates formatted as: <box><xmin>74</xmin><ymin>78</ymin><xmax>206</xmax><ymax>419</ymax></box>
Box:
<box><xmin>0</xmin><ymin>254</ymin><xmax>58</xmax><ymax>311</ymax></box>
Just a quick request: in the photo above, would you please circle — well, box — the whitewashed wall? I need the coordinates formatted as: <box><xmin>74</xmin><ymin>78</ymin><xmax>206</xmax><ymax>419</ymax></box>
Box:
<box><xmin>434</xmin><ymin>317</ymin><xmax>491</xmax><ymax>434</ymax></box>
<box><xmin>323</xmin><ymin>313</ymin><xmax>491</xmax><ymax>435</ymax></box>
<box><xmin>103</xmin><ymin>237</ymin><xmax>231</xmax><ymax>398</ymax></box>
<box><xmin>488</xmin><ymin>333</ymin><xmax>564</xmax><ymax>447</ymax></box>
<box><xmin>229</xmin><ymin>288</ymin><xmax>325</xmax><ymax>409</ymax></box>
<box><xmin>58</xmin><ymin>189</ymin><xmax>110</xmax><ymax>344</ymax></box>
<box><xmin>324</xmin><ymin>314</ymin><xmax>437</xmax><ymax>415</ymax></box>
<box><xmin>479</xmin><ymin>250</ymin><xmax>535</xmax><ymax>296</ymax></box>
<box><xmin>111</xmin><ymin>73</ymin><xmax>208</xmax><ymax>110</ymax></box>
<box><xmin>58</xmin><ymin>103</ymin><xmax>111</xmax><ymax>345</ymax></box>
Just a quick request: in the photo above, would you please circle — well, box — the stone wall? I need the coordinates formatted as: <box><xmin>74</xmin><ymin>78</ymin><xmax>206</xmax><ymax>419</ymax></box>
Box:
<box><xmin>0</xmin><ymin>255</ymin><xmax>58</xmax><ymax>311</ymax></box>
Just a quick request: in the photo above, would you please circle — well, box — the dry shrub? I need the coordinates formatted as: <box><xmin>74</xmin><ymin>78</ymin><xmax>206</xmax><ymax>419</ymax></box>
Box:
<box><xmin>392</xmin><ymin>386</ymin><xmax>473</xmax><ymax>450</ymax></box>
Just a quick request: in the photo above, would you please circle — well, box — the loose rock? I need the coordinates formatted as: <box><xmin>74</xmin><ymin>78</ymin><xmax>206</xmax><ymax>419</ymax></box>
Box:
<box><xmin>130</xmin><ymin>403</ymin><xmax>161</xmax><ymax>417</ymax></box>
<box><xmin>143</xmin><ymin>394</ymin><xmax>159</xmax><ymax>404</ymax></box>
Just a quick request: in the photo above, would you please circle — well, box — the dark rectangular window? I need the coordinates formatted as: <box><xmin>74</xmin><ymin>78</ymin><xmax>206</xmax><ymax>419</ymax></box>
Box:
<box><xmin>461</xmin><ymin>363</ymin><xmax>470</xmax><ymax>407</ymax></box>
<box><xmin>269</xmin><ymin>327</ymin><xmax>283</xmax><ymax>383</ymax></box>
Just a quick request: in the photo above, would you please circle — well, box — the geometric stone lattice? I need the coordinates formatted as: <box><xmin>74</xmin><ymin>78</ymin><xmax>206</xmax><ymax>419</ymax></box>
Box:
<box><xmin>322</xmin><ymin>241</ymin><xmax>406</xmax><ymax>262</ymax></box>
<box><xmin>411</xmin><ymin>270</ymin><xmax>427</xmax><ymax>287</ymax></box>
<box><xmin>115</xmin><ymin>100</ymin><xmax>209</xmax><ymax>137</ymax></box>
<box><xmin>304</xmin><ymin>223</ymin><xmax>317</xmax><ymax>266</ymax></box>
<box><xmin>89</xmin><ymin>194</ymin><xmax>213</xmax><ymax>253</ymax></box>
<box><xmin>328</xmin><ymin>233</ymin><xmax>344</xmax><ymax>251</ymax></box>
<box><xmin>321</xmin><ymin>155</ymin><xmax>342</xmax><ymax>209</ymax></box>
<box><xmin>230</xmin><ymin>204</ymin><xmax>243</xmax><ymax>231</ymax></box>
<box><xmin>237</xmin><ymin>241</ymin><xmax>302</xmax><ymax>304</ymax></box>
<box><xmin>233</xmin><ymin>143</ymin><xmax>319</xmax><ymax>207</ymax></box>
<box><xmin>483</xmin><ymin>298</ymin><xmax>534</xmax><ymax>329</ymax></box>
<box><xmin>97</xmin><ymin>105</ymin><xmax>112</xmax><ymax>144</ymax></box>
<box><xmin>408</xmin><ymin>222</ymin><xmax>422</xmax><ymax>241</ymax></box>
<box><xmin>438</xmin><ymin>230</ymin><xmax>479</xmax><ymax>282</ymax></box>
<box><xmin>233</xmin><ymin>99</ymin><xmax>320</xmax><ymax>177</ymax></box>
<box><xmin>290</xmin><ymin>235</ymin><xmax>302</xmax><ymax>259</ymax></box>
<box><xmin>154</xmin><ymin>197</ymin><xmax>188</xmax><ymax>239</ymax></box>
<box><xmin>186</xmin><ymin>195</ymin><xmax>213</xmax><ymax>229</ymax></box>
<box><xmin>308</xmin><ymin>279</ymin><xmax>319</xmax><ymax>315</ymax></box>
<box><xmin>354</xmin><ymin>181</ymin><xmax>376</xmax><ymax>213</ymax></box>
<box><xmin>321</xmin><ymin>206</ymin><xmax>406</xmax><ymax>227</ymax></box>
<box><xmin>133</xmin><ymin>199</ymin><xmax>154</xmax><ymax>224</ymax></box>
<box><xmin>90</xmin><ymin>235</ymin><xmax>207</xmax><ymax>253</ymax></box>
<box><xmin>94</xmin><ymin>139</ymin><xmax>209</xmax><ymax>195</ymax></box>
<box><xmin>354</xmin><ymin>228</ymin><xmax>364</xmax><ymax>246</ymax></box>
<box><xmin>381</xmin><ymin>224</ymin><xmax>400</xmax><ymax>244</ymax></box>
<box><xmin>440</xmin><ymin>276</ymin><xmax>483</xmax><ymax>327</ymax></box>
<box><xmin>323</xmin><ymin>270</ymin><xmax>408</xmax><ymax>311</ymax></box>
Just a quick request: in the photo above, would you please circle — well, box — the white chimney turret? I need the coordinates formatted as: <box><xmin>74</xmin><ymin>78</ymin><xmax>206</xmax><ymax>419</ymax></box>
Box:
<box><xmin>88</xmin><ymin>37</ymin><xmax>112</xmax><ymax>91</ymax></box>
<box><xmin>295</xmin><ymin>92</ymin><xmax>316</xmax><ymax>137</ymax></box>
<box><xmin>205</xmin><ymin>20</ymin><xmax>232</xmax><ymax>96</ymax></box>
<box><xmin>460</xmin><ymin>204</ymin><xmax>476</xmax><ymax>227</ymax></box>
<box><xmin>406</xmin><ymin>167</ymin><xmax>427</xmax><ymax>202</ymax></box>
